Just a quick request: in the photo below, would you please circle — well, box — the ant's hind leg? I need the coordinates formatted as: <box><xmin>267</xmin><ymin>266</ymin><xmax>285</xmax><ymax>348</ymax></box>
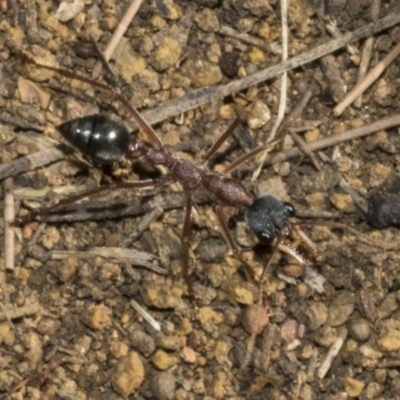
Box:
<box><xmin>13</xmin><ymin>179</ymin><xmax>159</xmax><ymax>226</ymax></box>
<box><xmin>214</xmin><ymin>204</ymin><xmax>256</xmax><ymax>282</ymax></box>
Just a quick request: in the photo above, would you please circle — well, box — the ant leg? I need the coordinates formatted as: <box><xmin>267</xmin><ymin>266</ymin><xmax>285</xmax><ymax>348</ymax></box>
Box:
<box><xmin>202</xmin><ymin>116</ymin><xmax>242</xmax><ymax>164</ymax></box>
<box><xmin>214</xmin><ymin>204</ymin><xmax>256</xmax><ymax>282</ymax></box>
<box><xmin>259</xmin><ymin>235</ymin><xmax>282</xmax><ymax>284</ymax></box>
<box><xmin>20</xmin><ymin>54</ymin><xmax>164</xmax><ymax>149</ymax></box>
<box><xmin>181</xmin><ymin>193</ymin><xmax>194</xmax><ymax>295</ymax></box>
<box><xmin>223</xmin><ymin>140</ymin><xmax>276</xmax><ymax>175</ymax></box>
<box><xmin>13</xmin><ymin>179</ymin><xmax>159</xmax><ymax>226</ymax></box>
<box><xmin>277</xmin><ymin>242</ymin><xmax>307</xmax><ymax>265</ymax></box>
<box><xmin>290</xmin><ymin>223</ymin><xmax>318</xmax><ymax>257</ymax></box>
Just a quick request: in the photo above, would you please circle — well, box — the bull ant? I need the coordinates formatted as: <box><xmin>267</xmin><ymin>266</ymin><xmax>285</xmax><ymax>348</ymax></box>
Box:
<box><xmin>14</xmin><ymin>50</ymin><xmax>318</xmax><ymax>296</ymax></box>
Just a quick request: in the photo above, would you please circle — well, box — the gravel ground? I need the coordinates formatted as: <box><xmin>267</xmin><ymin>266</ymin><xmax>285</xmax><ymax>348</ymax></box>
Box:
<box><xmin>1</xmin><ymin>0</ymin><xmax>400</xmax><ymax>399</ymax></box>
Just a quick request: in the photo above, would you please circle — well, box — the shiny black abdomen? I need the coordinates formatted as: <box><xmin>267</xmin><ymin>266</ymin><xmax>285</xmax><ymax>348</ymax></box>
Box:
<box><xmin>58</xmin><ymin>115</ymin><xmax>130</xmax><ymax>164</ymax></box>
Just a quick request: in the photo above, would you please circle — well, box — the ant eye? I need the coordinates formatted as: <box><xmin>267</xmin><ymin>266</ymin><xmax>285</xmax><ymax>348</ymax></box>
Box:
<box><xmin>283</xmin><ymin>202</ymin><xmax>295</xmax><ymax>217</ymax></box>
<box><xmin>260</xmin><ymin>231</ymin><xmax>273</xmax><ymax>242</ymax></box>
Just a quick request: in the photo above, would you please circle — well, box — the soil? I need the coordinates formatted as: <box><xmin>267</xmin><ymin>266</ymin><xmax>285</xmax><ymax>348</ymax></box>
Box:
<box><xmin>1</xmin><ymin>0</ymin><xmax>400</xmax><ymax>399</ymax></box>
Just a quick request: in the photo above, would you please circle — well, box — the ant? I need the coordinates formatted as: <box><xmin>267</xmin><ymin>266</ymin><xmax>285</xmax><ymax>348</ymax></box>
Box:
<box><xmin>14</xmin><ymin>49</ymin><xmax>317</xmax><ymax>296</ymax></box>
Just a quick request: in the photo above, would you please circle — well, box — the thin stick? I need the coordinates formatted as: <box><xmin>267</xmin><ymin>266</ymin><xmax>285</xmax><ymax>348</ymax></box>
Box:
<box><xmin>0</xmin><ymin>145</ymin><xmax>71</xmax><ymax>181</ymax></box>
<box><xmin>3</xmin><ymin>178</ymin><xmax>15</xmax><ymax>271</ymax></box>
<box><xmin>51</xmin><ymin>247</ymin><xmax>167</xmax><ymax>275</ymax></box>
<box><xmin>130</xmin><ymin>299</ymin><xmax>161</xmax><ymax>331</ymax></box>
<box><xmin>263</xmin><ymin>113</ymin><xmax>400</xmax><ymax>166</ymax></box>
<box><xmin>338</xmin><ymin>177</ymin><xmax>368</xmax><ymax>213</ymax></box>
<box><xmin>353</xmin><ymin>37</ymin><xmax>375</xmax><ymax>109</ymax></box>
<box><xmin>219</xmin><ymin>25</ymin><xmax>278</xmax><ymax>54</ymax></box>
<box><xmin>251</xmin><ymin>0</ymin><xmax>288</xmax><ymax>181</ymax></box>
<box><xmin>92</xmin><ymin>0</ymin><xmax>145</xmax><ymax>79</ymax></box>
<box><xmin>325</xmin><ymin>18</ymin><xmax>359</xmax><ymax>55</ymax></box>
<box><xmin>354</xmin><ymin>0</ymin><xmax>381</xmax><ymax>108</ymax></box>
<box><xmin>334</xmin><ymin>41</ymin><xmax>400</xmax><ymax>116</ymax></box>
<box><xmin>119</xmin><ymin>207</ymin><xmax>164</xmax><ymax>247</ymax></box>
<box><xmin>0</xmin><ymin>303</ymin><xmax>39</xmax><ymax>321</ymax></box>
<box><xmin>290</xmin><ymin>130</ymin><xmax>321</xmax><ymax>171</ymax></box>
<box><xmin>317</xmin><ymin>327</ymin><xmax>348</xmax><ymax>379</ymax></box>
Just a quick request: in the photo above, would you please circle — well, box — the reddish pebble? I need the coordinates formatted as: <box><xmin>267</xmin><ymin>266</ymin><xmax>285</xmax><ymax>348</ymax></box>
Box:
<box><xmin>240</xmin><ymin>304</ymin><xmax>269</xmax><ymax>335</ymax></box>
<box><xmin>280</xmin><ymin>319</ymin><xmax>298</xmax><ymax>343</ymax></box>
<box><xmin>36</xmin><ymin>318</ymin><xmax>61</xmax><ymax>336</ymax></box>
<box><xmin>181</xmin><ymin>346</ymin><xmax>196</xmax><ymax>363</ymax></box>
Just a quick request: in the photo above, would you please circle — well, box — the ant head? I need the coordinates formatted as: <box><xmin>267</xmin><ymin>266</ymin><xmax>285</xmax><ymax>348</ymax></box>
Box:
<box><xmin>244</xmin><ymin>195</ymin><xmax>295</xmax><ymax>244</ymax></box>
<box><xmin>58</xmin><ymin>115</ymin><xmax>130</xmax><ymax>164</ymax></box>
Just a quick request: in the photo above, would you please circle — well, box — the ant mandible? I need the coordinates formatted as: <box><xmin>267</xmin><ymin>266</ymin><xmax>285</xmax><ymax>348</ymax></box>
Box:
<box><xmin>15</xmin><ymin>50</ymin><xmax>317</xmax><ymax>295</ymax></box>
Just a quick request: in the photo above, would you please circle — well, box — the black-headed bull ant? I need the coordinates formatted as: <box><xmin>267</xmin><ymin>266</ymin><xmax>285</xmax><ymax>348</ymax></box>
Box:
<box><xmin>14</xmin><ymin>50</ymin><xmax>318</xmax><ymax>297</ymax></box>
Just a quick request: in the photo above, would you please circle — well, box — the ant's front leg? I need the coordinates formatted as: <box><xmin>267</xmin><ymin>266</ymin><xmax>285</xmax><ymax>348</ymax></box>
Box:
<box><xmin>214</xmin><ymin>204</ymin><xmax>257</xmax><ymax>283</ymax></box>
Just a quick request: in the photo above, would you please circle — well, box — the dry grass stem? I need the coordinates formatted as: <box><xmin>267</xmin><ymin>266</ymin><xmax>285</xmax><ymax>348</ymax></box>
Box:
<box><xmin>3</xmin><ymin>178</ymin><xmax>15</xmax><ymax>271</ymax></box>
<box><xmin>334</xmin><ymin>41</ymin><xmax>400</xmax><ymax>115</ymax></box>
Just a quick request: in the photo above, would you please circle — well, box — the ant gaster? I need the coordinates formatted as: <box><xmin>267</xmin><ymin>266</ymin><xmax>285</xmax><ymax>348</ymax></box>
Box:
<box><xmin>17</xmin><ymin>55</ymin><xmax>317</xmax><ymax>294</ymax></box>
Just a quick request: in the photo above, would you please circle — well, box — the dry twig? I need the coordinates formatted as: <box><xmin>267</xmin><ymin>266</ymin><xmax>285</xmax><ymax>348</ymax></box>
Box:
<box><xmin>263</xmin><ymin>113</ymin><xmax>400</xmax><ymax>166</ymax></box>
<box><xmin>354</xmin><ymin>0</ymin><xmax>381</xmax><ymax>108</ymax></box>
<box><xmin>92</xmin><ymin>0</ymin><xmax>145</xmax><ymax>79</ymax></box>
<box><xmin>3</xmin><ymin>178</ymin><xmax>15</xmax><ymax>271</ymax></box>
<box><xmin>50</xmin><ymin>247</ymin><xmax>167</xmax><ymax>275</ymax></box>
<box><xmin>334</xmin><ymin>41</ymin><xmax>400</xmax><ymax>115</ymax></box>
<box><xmin>317</xmin><ymin>327</ymin><xmax>348</xmax><ymax>379</ymax></box>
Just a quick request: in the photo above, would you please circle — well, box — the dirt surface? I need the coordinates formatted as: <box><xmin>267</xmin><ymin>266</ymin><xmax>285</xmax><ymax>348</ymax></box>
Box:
<box><xmin>1</xmin><ymin>0</ymin><xmax>400</xmax><ymax>399</ymax></box>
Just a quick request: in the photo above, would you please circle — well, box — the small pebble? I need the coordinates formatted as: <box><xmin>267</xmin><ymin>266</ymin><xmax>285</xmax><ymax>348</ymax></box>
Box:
<box><xmin>110</xmin><ymin>341</ymin><xmax>129</xmax><ymax>359</ymax></box>
<box><xmin>151</xmin><ymin>38</ymin><xmax>181</xmax><ymax>71</ymax></box>
<box><xmin>213</xmin><ymin>341</ymin><xmax>232</xmax><ymax>363</ymax></box>
<box><xmin>111</xmin><ymin>352</ymin><xmax>144</xmax><ymax>397</ymax></box>
<box><xmin>378</xmin><ymin>292</ymin><xmax>399</xmax><ymax>319</ymax></box>
<box><xmin>0</xmin><ymin>322</ymin><xmax>11</xmax><ymax>344</ymax></box>
<box><xmin>281</xmin><ymin>319</ymin><xmax>298</xmax><ymax>343</ymax></box>
<box><xmin>195</xmin><ymin>8</ymin><xmax>220</xmax><ymax>32</ymax></box>
<box><xmin>197</xmin><ymin>307</ymin><xmax>223</xmax><ymax>331</ymax></box>
<box><xmin>182</xmin><ymin>59</ymin><xmax>222</xmax><ymax>87</ymax></box>
<box><xmin>327</xmin><ymin>290</ymin><xmax>355</xmax><ymax>327</ymax></box>
<box><xmin>312</xmin><ymin>325</ymin><xmax>337</xmax><ymax>347</ymax></box>
<box><xmin>54</xmin><ymin>257</ymin><xmax>78</xmax><ymax>283</ymax></box>
<box><xmin>150</xmin><ymin>371</ymin><xmax>176</xmax><ymax>400</ymax></box>
<box><xmin>378</xmin><ymin>329</ymin><xmax>400</xmax><ymax>352</ymax></box>
<box><xmin>305</xmin><ymin>301</ymin><xmax>328</xmax><ymax>331</ymax></box>
<box><xmin>87</xmin><ymin>304</ymin><xmax>111</xmax><ymax>331</ymax></box>
<box><xmin>329</xmin><ymin>192</ymin><xmax>356</xmax><ymax>213</ymax></box>
<box><xmin>344</xmin><ymin>376</ymin><xmax>365</xmax><ymax>398</ymax></box>
<box><xmin>247</xmin><ymin>46</ymin><xmax>265</xmax><ymax>65</ymax></box>
<box><xmin>368</xmin><ymin>163</ymin><xmax>391</xmax><ymax>188</ymax></box>
<box><xmin>141</xmin><ymin>284</ymin><xmax>182</xmax><ymax>309</ymax></box>
<box><xmin>347</xmin><ymin>317</ymin><xmax>371</xmax><ymax>342</ymax></box>
<box><xmin>212</xmin><ymin>371</ymin><xmax>226</xmax><ymax>399</ymax></box>
<box><xmin>232</xmin><ymin>286</ymin><xmax>253</xmax><ymax>305</ymax></box>
<box><xmin>246</xmin><ymin>100</ymin><xmax>271</xmax><ymax>129</ymax></box>
<box><xmin>181</xmin><ymin>346</ymin><xmax>196</xmax><ymax>363</ymax></box>
<box><xmin>240</xmin><ymin>304</ymin><xmax>269</xmax><ymax>335</ymax></box>
<box><xmin>18</xmin><ymin>77</ymin><xmax>50</xmax><ymax>109</ymax></box>
<box><xmin>36</xmin><ymin>318</ymin><xmax>61</xmax><ymax>336</ymax></box>
<box><xmin>219</xmin><ymin>51</ymin><xmax>242</xmax><ymax>78</ymax></box>
<box><xmin>152</xmin><ymin>349</ymin><xmax>178</xmax><ymax>370</ymax></box>
<box><xmin>129</xmin><ymin>330</ymin><xmax>156</xmax><ymax>357</ymax></box>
